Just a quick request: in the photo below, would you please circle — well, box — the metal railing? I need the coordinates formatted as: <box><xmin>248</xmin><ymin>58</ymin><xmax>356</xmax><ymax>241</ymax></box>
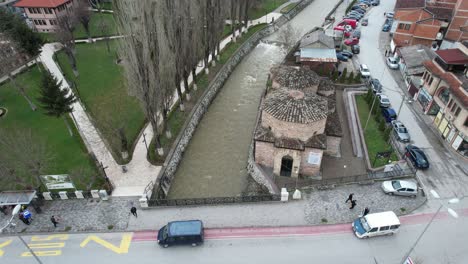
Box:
<box><xmin>147</xmin><ymin>194</ymin><xmax>281</xmax><ymax>207</ymax></box>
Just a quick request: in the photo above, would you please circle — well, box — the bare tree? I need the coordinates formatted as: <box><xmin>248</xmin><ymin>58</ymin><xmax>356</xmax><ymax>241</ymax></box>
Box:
<box><xmin>56</xmin><ymin>11</ymin><xmax>79</xmax><ymax>76</ymax></box>
<box><xmin>76</xmin><ymin>0</ymin><xmax>93</xmax><ymax>43</ymax></box>
<box><xmin>98</xmin><ymin>18</ymin><xmax>111</xmax><ymax>53</ymax></box>
<box><xmin>229</xmin><ymin>0</ymin><xmax>239</xmax><ymax>42</ymax></box>
<box><xmin>0</xmin><ymin>128</ymin><xmax>55</xmax><ymax>190</ymax></box>
<box><xmin>278</xmin><ymin>24</ymin><xmax>302</xmax><ymax>51</ymax></box>
<box><xmin>70</xmin><ymin>166</ymin><xmax>98</xmax><ymax>191</ymax></box>
<box><xmin>0</xmin><ymin>38</ymin><xmax>37</xmax><ymax>111</ymax></box>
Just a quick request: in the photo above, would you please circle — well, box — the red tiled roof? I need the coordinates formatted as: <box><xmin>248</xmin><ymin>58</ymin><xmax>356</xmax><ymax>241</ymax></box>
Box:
<box><xmin>413</xmin><ymin>25</ymin><xmax>440</xmax><ymax>39</ymax></box>
<box><xmin>435</xmin><ymin>49</ymin><xmax>468</xmax><ymax>65</ymax></box>
<box><xmin>14</xmin><ymin>0</ymin><xmax>69</xmax><ymax>8</ymax></box>
<box><xmin>423</xmin><ymin>60</ymin><xmax>445</xmax><ymax>77</ymax></box>
<box><xmin>424</xmin><ymin>6</ymin><xmax>453</xmax><ymax>20</ymax></box>
<box><xmin>443</xmin><ymin>73</ymin><xmax>467</xmax><ymax>107</ymax></box>
<box><xmin>395</xmin><ymin>0</ymin><xmax>425</xmax><ymax>9</ymax></box>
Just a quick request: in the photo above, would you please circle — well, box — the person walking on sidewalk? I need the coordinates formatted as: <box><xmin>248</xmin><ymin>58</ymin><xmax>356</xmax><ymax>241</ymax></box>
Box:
<box><xmin>349</xmin><ymin>200</ymin><xmax>357</xmax><ymax>209</ymax></box>
<box><xmin>51</xmin><ymin>215</ymin><xmax>59</xmax><ymax>228</ymax></box>
<box><xmin>130</xmin><ymin>206</ymin><xmax>137</xmax><ymax>218</ymax></box>
<box><xmin>362</xmin><ymin>207</ymin><xmax>370</xmax><ymax>216</ymax></box>
<box><xmin>345</xmin><ymin>193</ymin><xmax>354</xmax><ymax>203</ymax></box>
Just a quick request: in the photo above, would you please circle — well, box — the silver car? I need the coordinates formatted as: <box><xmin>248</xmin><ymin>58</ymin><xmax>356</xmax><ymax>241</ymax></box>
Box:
<box><xmin>386</xmin><ymin>57</ymin><xmax>399</xmax><ymax>69</ymax></box>
<box><xmin>391</xmin><ymin>120</ymin><xmax>410</xmax><ymax>142</ymax></box>
<box><xmin>382</xmin><ymin>180</ymin><xmax>417</xmax><ymax>197</ymax></box>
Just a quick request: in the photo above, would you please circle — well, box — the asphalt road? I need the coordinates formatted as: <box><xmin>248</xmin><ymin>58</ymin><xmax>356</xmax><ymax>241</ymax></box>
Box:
<box><xmin>355</xmin><ymin>0</ymin><xmax>468</xmax><ymax>199</ymax></box>
<box><xmin>1</xmin><ymin>199</ymin><xmax>467</xmax><ymax>264</ymax></box>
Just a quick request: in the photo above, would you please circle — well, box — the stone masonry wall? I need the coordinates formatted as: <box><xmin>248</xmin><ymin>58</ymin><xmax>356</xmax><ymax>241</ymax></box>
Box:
<box><xmin>261</xmin><ymin>111</ymin><xmax>326</xmax><ymax>141</ymax></box>
<box><xmin>153</xmin><ymin>0</ymin><xmax>316</xmax><ymax>199</ymax></box>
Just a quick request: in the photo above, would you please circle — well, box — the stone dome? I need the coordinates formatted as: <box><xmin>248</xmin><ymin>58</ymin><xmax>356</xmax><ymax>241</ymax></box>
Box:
<box><xmin>270</xmin><ymin>65</ymin><xmax>320</xmax><ymax>90</ymax></box>
<box><xmin>262</xmin><ymin>88</ymin><xmax>328</xmax><ymax>124</ymax></box>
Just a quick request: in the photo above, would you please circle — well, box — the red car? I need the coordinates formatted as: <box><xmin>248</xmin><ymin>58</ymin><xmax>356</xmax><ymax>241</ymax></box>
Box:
<box><xmin>344</xmin><ymin>38</ymin><xmax>359</xmax><ymax>46</ymax></box>
<box><xmin>337</xmin><ymin>19</ymin><xmax>358</xmax><ymax>29</ymax></box>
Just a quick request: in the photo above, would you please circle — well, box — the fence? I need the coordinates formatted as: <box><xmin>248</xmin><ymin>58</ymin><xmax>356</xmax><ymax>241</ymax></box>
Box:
<box><xmin>35</xmin><ymin>189</ymin><xmax>110</xmax><ymax>201</ymax></box>
<box><xmin>147</xmin><ymin>194</ymin><xmax>281</xmax><ymax>207</ymax></box>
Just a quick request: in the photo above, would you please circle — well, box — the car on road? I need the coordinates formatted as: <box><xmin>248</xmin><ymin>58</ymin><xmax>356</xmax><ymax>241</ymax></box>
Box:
<box><xmin>359</xmin><ymin>64</ymin><xmax>371</xmax><ymax>78</ymax></box>
<box><xmin>377</xmin><ymin>93</ymin><xmax>391</xmax><ymax>108</ymax></box>
<box><xmin>371</xmin><ymin>0</ymin><xmax>380</xmax><ymax>5</ymax></box>
<box><xmin>352</xmin><ymin>29</ymin><xmax>361</xmax><ymax>39</ymax></box>
<box><xmin>158</xmin><ymin>220</ymin><xmax>204</xmax><ymax>248</ymax></box>
<box><xmin>352</xmin><ymin>211</ymin><xmax>401</xmax><ymax>239</ymax></box>
<box><xmin>382</xmin><ymin>23</ymin><xmax>391</xmax><ymax>32</ymax></box>
<box><xmin>381</xmin><ymin>180</ymin><xmax>418</xmax><ymax>197</ymax></box>
<box><xmin>387</xmin><ymin>57</ymin><xmax>399</xmax><ymax>69</ymax></box>
<box><xmin>386</xmin><ymin>12</ymin><xmax>394</xmax><ymax>18</ymax></box>
<box><xmin>361</xmin><ymin>18</ymin><xmax>368</xmax><ymax>26</ymax></box>
<box><xmin>340</xmin><ymin>50</ymin><xmax>353</xmax><ymax>58</ymax></box>
<box><xmin>381</xmin><ymin>108</ymin><xmax>396</xmax><ymax>122</ymax></box>
<box><xmin>337</xmin><ymin>53</ymin><xmax>349</xmax><ymax>62</ymax></box>
<box><xmin>391</xmin><ymin>120</ymin><xmax>410</xmax><ymax>142</ymax></box>
<box><xmin>370</xmin><ymin>78</ymin><xmax>382</xmax><ymax>93</ymax></box>
<box><xmin>344</xmin><ymin>37</ymin><xmax>360</xmax><ymax>46</ymax></box>
<box><xmin>352</xmin><ymin>44</ymin><xmax>360</xmax><ymax>54</ymax></box>
<box><xmin>405</xmin><ymin>145</ymin><xmax>430</xmax><ymax>169</ymax></box>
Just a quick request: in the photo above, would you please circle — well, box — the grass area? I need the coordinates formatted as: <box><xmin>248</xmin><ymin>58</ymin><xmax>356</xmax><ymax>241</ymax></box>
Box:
<box><xmin>248</xmin><ymin>0</ymin><xmax>289</xmax><ymax>19</ymax></box>
<box><xmin>280</xmin><ymin>2</ymin><xmax>298</xmax><ymax>13</ymax></box>
<box><xmin>355</xmin><ymin>95</ymin><xmax>398</xmax><ymax>167</ymax></box>
<box><xmin>97</xmin><ymin>1</ymin><xmax>112</xmax><ymax>10</ymax></box>
<box><xmin>39</xmin><ymin>13</ymin><xmax>117</xmax><ymax>42</ymax></box>
<box><xmin>148</xmin><ymin>23</ymin><xmax>267</xmax><ymax>164</ymax></box>
<box><xmin>0</xmin><ymin>65</ymin><xmax>102</xmax><ymax>190</ymax></box>
<box><xmin>55</xmin><ymin>40</ymin><xmax>145</xmax><ymax>164</ymax></box>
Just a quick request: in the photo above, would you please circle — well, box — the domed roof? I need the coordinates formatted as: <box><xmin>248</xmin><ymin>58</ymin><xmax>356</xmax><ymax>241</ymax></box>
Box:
<box><xmin>262</xmin><ymin>88</ymin><xmax>328</xmax><ymax>124</ymax></box>
<box><xmin>270</xmin><ymin>65</ymin><xmax>320</xmax><ymax>90</ymax></box>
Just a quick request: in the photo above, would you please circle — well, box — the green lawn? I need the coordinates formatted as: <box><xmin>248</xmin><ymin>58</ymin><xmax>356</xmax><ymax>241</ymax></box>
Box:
<box><xmin>355</xmin><ymin>95</ymin><xmax>398</xmax><ymax>167</ymax></box>
<box><xmin>280</xmin><ymin>2</ymin><xmax>297</xmax><ymax>13</ymax></box>
<box><xmin>219</xmin><ymin>24</ymin><xmax>267</xmax><ymax>64</ymax></box>
<box><xmin>55</xmin><ymin>41</ymin><xmax>145</xmax><ymax>164</ymax></box>
<box><xmin>248</xmin><ymin>0</ymin><xmax>289</xmax><ymax>19</ymax></box>
<box><xmin>40</xmin><ymin>13</ymin><xmax>117</xmax><ymax>42</ymax></box>
<box><xmin>0</xmin><ymin>66</ymin><xmax>101</xmax><ymax>190</ymax></box>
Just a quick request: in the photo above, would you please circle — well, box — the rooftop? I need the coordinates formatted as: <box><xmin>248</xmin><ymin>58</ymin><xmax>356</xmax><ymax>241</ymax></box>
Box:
<box><xmin>435</xmin><ymin>49</ymin><xmax>468</xmax><ymax>65</ymax></box>
<box><xmin>270</xmin><ymin>65</ymin><xmax>321</xmax><ymax>89</ymax></box>
<box><xmin>413</xmin><ymin>24</ymin><xmax>440</xmax><ymax>40</ymax></box>
<box><xmin>395</xmin><ymin>0</ymin><xmax>425</xmax><ymax>9</ymax></box>
<box><xmin>254</xmin><ymin>126</ymin><xmax>327</xmax><ymax>150</ymax></box>
<box><xmin>398</xmin><ymin>44</ymin><xmax>436</xmax><ymax>75</ymax></box>
<box><xmin>300</xmin><ymin>48</ymin><xmax>337</xmax><ymax>62</ymax></box>
<box><xmin>262</xmin><ymin>88</ymin><xmax>328</xmax><ymax>124</ymax></box>
<box><xmin>299</xmin><ymin>29</ymin><xmax>335</xmax><ymax>49</ymax></box>
<box><xmin>14</xmin><ymin>0</ymin><xmax>69</xmax><ymax>8</ymax></box>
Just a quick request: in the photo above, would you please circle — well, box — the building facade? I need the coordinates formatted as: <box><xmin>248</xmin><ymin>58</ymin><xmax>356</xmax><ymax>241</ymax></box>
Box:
<box><xmin>14</xmin><ymin>0</ymin><xmax>76</xmax><ymax>32</ymax></box>
<box><xmin>445</xmin><ymin>0</ymin><xmax>468</xmax><ymax>42</ymax></box>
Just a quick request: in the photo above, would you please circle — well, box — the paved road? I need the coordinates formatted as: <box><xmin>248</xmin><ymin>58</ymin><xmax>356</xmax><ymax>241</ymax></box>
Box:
<box><xmin>1</xmin><ymin>198</ymin><xmax>467</xmax><ymax>264</ymax></box>
<box><xmin>356</xmin><ymin>0</ymin><xmax>468</xmax><ymax>199</ymax></box>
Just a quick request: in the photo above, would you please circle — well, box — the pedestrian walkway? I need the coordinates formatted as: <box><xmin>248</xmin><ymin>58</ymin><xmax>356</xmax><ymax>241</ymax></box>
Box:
<box><xmin>0</xmin><ymin>183</ymin><xmax>426</xmax><ymax>234</ymax></box>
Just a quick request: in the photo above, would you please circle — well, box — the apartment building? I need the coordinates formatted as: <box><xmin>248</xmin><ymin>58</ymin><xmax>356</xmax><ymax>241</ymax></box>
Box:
<box><xmin>14</xmin><ymin>0</ymin><xmax>76</xmax><ymax>32</ymax></box>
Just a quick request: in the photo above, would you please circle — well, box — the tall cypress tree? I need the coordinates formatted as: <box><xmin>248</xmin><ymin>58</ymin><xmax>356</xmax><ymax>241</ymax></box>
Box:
<box><xmin>38</xmin><ymin>72</ymin><xmax>77</xmax><ymax>136</ymax></box>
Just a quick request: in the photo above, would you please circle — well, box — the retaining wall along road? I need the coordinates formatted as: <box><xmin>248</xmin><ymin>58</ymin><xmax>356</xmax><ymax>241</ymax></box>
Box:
<box><xmin>151</xmin><ymin>0</ymin><xmax>316</xmax><ymax>199</ymax></box>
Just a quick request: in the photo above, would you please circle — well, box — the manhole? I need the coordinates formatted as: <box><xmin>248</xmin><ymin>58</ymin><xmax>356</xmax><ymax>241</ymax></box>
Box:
<box><xmin>0</xmin><ymin>107</ymin><xmax>7</xmax><ymax>118</ymax></box>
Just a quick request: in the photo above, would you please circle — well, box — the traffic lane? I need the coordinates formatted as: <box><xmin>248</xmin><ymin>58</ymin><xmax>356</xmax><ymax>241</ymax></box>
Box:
<box><xmin>356</xmin><ymin>0</ymin><xmax>468</xmax><ymax>198</ymax></box>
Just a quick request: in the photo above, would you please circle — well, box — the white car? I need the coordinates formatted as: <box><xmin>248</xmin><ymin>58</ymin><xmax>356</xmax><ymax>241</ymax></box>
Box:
<box><xmin>382</xmin><ymin>180</ymin><xmax>418</xmax><ymax>197</ymax></box>
<box><xmin>376</xmin><ymin>93</ymin><xmax>391</xmax><ymax>108</ymax></box>
<box><xmin>386</xmin><ymin>57</ymin><xmax>399</xmax><ymax>69</ymax></box>
<box><xmin>359</xmin><ymin>64</ymin><xmax>371</xmax><ymax>78</ymax></box>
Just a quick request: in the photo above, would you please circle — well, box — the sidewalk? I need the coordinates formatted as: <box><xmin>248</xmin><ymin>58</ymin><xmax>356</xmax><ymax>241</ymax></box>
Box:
<box><xmin>0</xmin><ymin>183</ymin><xmax>425</xmax><ymax>234</ymax></box>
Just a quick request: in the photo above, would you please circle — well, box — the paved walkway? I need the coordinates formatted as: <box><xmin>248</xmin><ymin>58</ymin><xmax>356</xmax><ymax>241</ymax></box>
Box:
<box><xmin>0</xmin><ymin>183</ymin><xmax>426</xmax><ymax>234</ymax></box>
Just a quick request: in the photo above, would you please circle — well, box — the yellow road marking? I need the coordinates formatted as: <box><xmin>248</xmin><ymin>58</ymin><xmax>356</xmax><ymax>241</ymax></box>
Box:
<box><xmin>31</xmin><ymin>235</ymin><xmax>69</xmax><ymax>241</ymax></box>
<box><xmin>22</xmin><ymin>251</ymin><xmax>61</xmax><ymax>257</ymax></box>
<box><xmin>0</xmin><ymin>240</ymin><xmax>12</xmax><ymax>257</ymax></box>
<box><xmin>80</xmin><ymin>234</ymin><xmax>132</xmax><ymax>254</ymax></box>
<box><xmin>27</xmin><ymin>243</ymin><xmax>65</xmax><ymax>249</ymax></box>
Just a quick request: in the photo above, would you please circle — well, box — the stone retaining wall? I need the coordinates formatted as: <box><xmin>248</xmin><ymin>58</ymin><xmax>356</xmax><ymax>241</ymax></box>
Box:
<box><xmin>152</xmin><ymin>0</ymin><xmax>315</xmax><ymax>199</ymax></box>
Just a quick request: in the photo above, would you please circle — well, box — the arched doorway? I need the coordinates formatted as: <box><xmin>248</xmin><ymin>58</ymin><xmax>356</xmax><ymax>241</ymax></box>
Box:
<box><xmin>280</xmin><ymin>155</ymin><xmax>293</xmax><ymax>177</ymax></box>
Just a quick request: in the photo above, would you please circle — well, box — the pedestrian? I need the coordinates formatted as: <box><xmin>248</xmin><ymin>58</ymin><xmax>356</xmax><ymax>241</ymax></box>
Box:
<box><xmin>130</xmin><ymin>206</ymin><xmax>137</xmax><ymax>217</ymax></box>
<box><xmin>384</xmin><ymin>12</ymin><xmax>386</xmax><ymax>17</ymax></box>
<box><xmin>385</xmin><ymin>50</ymin><xmax>388</xmax><ymax>56</ymax></box>
<box><xmin>51</xmin><ymin>215</ymin><xmax>58</xmax><ymax>228</ymax></box>
<box><xmin>345</xmin><ymin>193</ymin><xmax>354</xmax><ymax>203</ymax></box>
<box><xmin>350</xmin><ymin>200</ymin><xmax>357</xmax><ymax>209</ymax></box>
<box><xmin>363</xmin><ymin>207</ymin><xmax>370</xmax><ymax>216</ymax></box>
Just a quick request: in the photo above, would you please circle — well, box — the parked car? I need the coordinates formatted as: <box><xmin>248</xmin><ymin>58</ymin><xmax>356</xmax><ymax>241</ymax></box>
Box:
<box><xmin>348</xmin><ymin>11</ymin><xmax>364</xmax><ymax>18</ymax></box>
<box><xmin>386</xmin><ymin>57</ymin><xmax>399</xmax><ymax>69</ymax></box>
<box><xmin>370</xmin><ymin>78</ymin><xmax>382</xmax><ymax>93</ymax></box>
<box><xmin>377</xmin><ymin>93</ymin><xmax>391</xmax><ymax>108</ymax></box>
<box><xmin>391</xmin><ymin>120</ymin><xmax>410</xmax><ymax>142</ymax></box>
<box><xmin>381</xmin><ymin>180</ymin><xmax>417</xmax><ymax>197</ymax></box>
<box><xmin>344</xmin><ymin>15</ymin><xmax>361</xmax><ymax>21</ymax></box>
<box><xmin>337</xmin><ymin>53</ymin><xmax>349</xmax><ymax>62</ymax></box>
<box><xmin>344</xmin><ymin>31</ymin><xmax>352</xmax><ymax>38</ymax></box>
<box><xmin>382</xmin><ymin>23</ymin><xmax>391</xmax><ymax>32</ymax></box>
<box><xmin>371</xmin><ymin>0</ymin><xmax>380</xmax><ymax>5</ymax></box>
<box><xmin>352</xmin><ymin>44</ymin><xmax>360</xmax><ymax>54</ymax></box>
<box><xmin>337</xmin><ymin>19</ymin><xmax>358</xmax><ymax>29</ymax></box>
<box><xmin>340</xmin><ymin>50</ymin><xmax>353</xmax><ymax>58</ymax></box>
<box><xmin>386</xmin><ymin>12</ymin><xmax>394</xmax><ymax>18</ymax></box>
<box><xmin>345</xmin><ymin>37</ymin><xmax>360</xmax><ymax>46</ymax></box>
<box><xmin>405</xmin><ymin>145</ymin><xmax>429</xmax><ymax>169</ymax></box>
<box><xmin>352</xmin><ymin>29</ymin><xmax>361</xmax><ymax>39</ymax></box>
<box><xmin>359</xmin><ymin>64</ymin><xmax>371</xmax><ymax>78</ymax></box>
<box><xmin>157</xmin><ymin>220</ymin><xmax>204</xmax><ymax>248</ymax></box>
<box><xmin>361</xmin><ymin>18</ymin><xmax>368</xmax><ymax>26</ymax></box>
<box><xmin>351</xmin><ymin>5</ymin><xmax>365</xmax><ymax>11</ymax></box>
<box><xmin>381</xmin><ymin>108</ymin><xmax>396</xmax><ymax>122</ymax></box>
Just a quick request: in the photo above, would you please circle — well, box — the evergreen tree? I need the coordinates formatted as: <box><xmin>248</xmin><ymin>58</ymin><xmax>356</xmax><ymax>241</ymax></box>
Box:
<box><xmin>38</xmin><ymin>72</ymin><xmax>77</xmax><ymax>136</ymax></box>
<box><xmin>339</xmin><ymin>68</ymin><xmax>348</xmax><ymax>83</ymax></box>
<box><xmin>354</xmin><ymin>72</ymin><xmax>362</xmax><ymax>83</ymax></box>
<box><xmin>348</xmin><ymin>71</ymin><xmax>354</xmax><ymax>84</ymax></box>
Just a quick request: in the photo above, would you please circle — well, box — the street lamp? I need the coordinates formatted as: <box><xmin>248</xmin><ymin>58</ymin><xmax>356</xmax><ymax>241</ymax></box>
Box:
<box><xmin>0</xmin><ymin>204</ymin><xmax>21</xmax><ymax>233</ymax></box>
<box><xmin>401</xmin><ymin>190</ymin><xmax>459</xmax><ymax>263</ymax></box>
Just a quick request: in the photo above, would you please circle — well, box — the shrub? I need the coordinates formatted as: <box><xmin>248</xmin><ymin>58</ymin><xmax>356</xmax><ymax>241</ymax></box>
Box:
<box><xmin>372</xmin><ymin>101</ymin><xmax>380</xmax><ymax>115</ymax></box>
<box><xmin>378</xmin><ymin>118</ymin><xmax>386</xmax><ymax>131</ymax></box>
<box><xmin>354</xmin><ymin>72</ymin><xmax>362</xmax><ymax>83</ymax></box>
<box><xmin>332</xmin><ymin>70</ymin><xmax>339</xmax><ymax>81</ymax></box>
<box><xmin>347</xmin><ymin>71</ymin><xmax>354</xmax><ymax>84</ymax></box>
<box><xmin>365</xmin><ymin>89</ymin><xmax>373</xmax><ymax>103</ymax></box>
<box><xmin>383</xmin><ymin>127</ymin><xmax>392</xmax><ymax>142</ymax></box>
<box><xmin>339</xmin><ymin>68</ymin><xmax>348</xmax><ymax>83</ymax></box>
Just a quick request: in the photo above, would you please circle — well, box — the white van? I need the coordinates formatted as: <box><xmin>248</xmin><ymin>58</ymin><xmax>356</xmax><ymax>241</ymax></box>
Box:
<box><xmin>352</xmin><ymin>211</ymin><xmax>400</xmax><ymax>238</ymax></box>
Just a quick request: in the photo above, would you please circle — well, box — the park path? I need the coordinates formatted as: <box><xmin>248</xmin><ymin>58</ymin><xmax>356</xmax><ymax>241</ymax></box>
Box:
<box><xmin>35</xmin><ymin>10</ymin><xmax>287</xmax><ymax>197</ymax></box>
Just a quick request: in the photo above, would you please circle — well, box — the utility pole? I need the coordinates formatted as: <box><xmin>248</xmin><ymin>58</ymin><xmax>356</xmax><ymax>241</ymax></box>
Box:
<box><xmin>365</xmin><ymin>93</ymin><xmax>377</xmax><ymax>130</ymax></box>
<box><xmin>396</xmin><ymin>93</ymin><xmax>406</xmax><ymax>119</ymax></box>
